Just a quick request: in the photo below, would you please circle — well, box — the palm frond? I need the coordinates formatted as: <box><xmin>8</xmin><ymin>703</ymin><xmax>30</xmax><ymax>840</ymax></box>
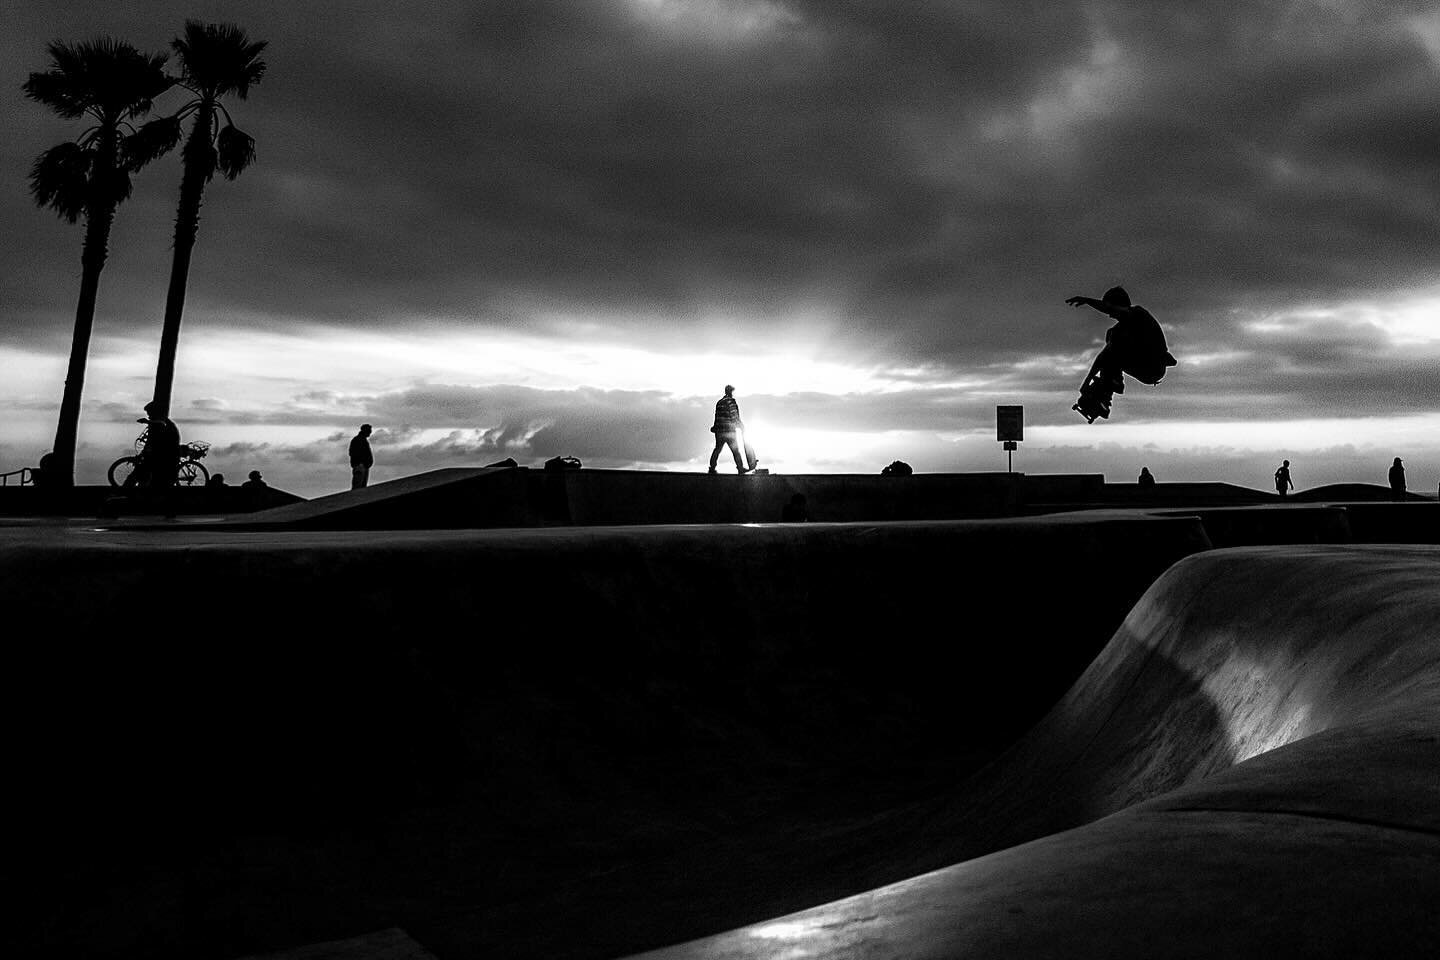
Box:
<box><xmin>172</xmin><ymin>21</ymin><xmax>268</xmax><ymax>99</ymax></box>
<box><xmin>23</xmin><ymin>67</ymin><xmax>89</xmax><ymax>119</ymax></box>
<box><xmin>29</xmin><ymin>142</ymin><xmax>91</xmax><ymax>222</ymax></box>
<box><xmin>123</xmin><ymin>115</ymin><xmax>183</xmax><ymax>171</ymax></box>
<box><xmin>215</xmin><ymin>124</ymin><xmax>257</xmax><ymax>180</ymax></box>
<box><xmin>24</xmin><ymin>38</ymin><xmax>171</xmax><ymax>123</ymax></box>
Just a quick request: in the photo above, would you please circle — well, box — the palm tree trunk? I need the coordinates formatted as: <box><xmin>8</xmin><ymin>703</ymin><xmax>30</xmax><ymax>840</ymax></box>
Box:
<box><xmin>50</xmin><ymin>134</ymin><xmax>120</xmax><ymax>488</ymax></box>
<box><xmin>151</xmin><ymin>105</ymin><xmax>214</xmax><ymax>418</ymax></box>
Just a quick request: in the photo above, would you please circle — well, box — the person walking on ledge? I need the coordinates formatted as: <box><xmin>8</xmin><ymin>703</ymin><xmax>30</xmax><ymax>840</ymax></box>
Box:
<box><xmin>1388</xmin><ymin>457</ymin><xmax>1406</xmax><ymax>501</ymax></box>
<box><xmin>1274</xmin><ymin>459</ymin><xmax>1293</xmax><ymax>498</ymax></box>
<box><xmin>708</xmin><ymin>385</ymin><xmax>753</xmax><ymax>474</ymax></box>
<box><xmin>350</xmin><ymin>423</ymin><xmax>374</xmax><ymax>489</ymax></box>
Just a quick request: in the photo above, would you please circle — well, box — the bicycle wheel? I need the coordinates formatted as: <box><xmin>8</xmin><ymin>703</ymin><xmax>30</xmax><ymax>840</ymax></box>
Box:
<box><xmin>176</xmin><ymin>461</ymin><xmax>209</xmax><ymax>486</ymax></box>
<box><xmin>108</xmin><ymin>456</ymin><xmax>140</xmax><ymax>488</ymax></box>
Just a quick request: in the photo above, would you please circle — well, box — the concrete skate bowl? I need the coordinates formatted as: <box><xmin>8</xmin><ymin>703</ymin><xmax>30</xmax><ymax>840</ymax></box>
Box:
<box><xmin>1</xmin><ymin>514</ymin><xmax>1207</xmax><ymax>960</ymax></box>
<box><xmin>631</xmin><ymin>545</ymin><xmax>1440</xmax><ymax>960</ymax></box>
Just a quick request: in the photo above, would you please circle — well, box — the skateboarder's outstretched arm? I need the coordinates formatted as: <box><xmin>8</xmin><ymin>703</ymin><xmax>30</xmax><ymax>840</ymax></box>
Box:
<box><xmin>1066</xmin><ymin>295</ymin><xmax>1127</xmax><ymax>320</ymax></box>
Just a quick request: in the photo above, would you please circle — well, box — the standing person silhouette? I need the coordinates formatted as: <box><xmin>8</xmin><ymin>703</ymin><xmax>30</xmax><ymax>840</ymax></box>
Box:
<box><xmin>1275</xmin><ymin>460</ymin><xmax>1293</xmax><ymax>498</ymax></box>
<box><xmin>1138</xmin><ymin>466</ymin><xmax>1156</xmax><ymax>488</ymax></box>
<box><xmin>708</xmin><ymin>385</ymin><xmax>754</xmax><ymax>474</ymax></box>
<box><xmin>349</xmin><ymin>423</ymin><xmax>374</xmax><ymax>489</ymax></box>
<box><xmin>1388</xmin><ymin>457</ymin><xmax>1406</xmax><ymax>501</ymax></box>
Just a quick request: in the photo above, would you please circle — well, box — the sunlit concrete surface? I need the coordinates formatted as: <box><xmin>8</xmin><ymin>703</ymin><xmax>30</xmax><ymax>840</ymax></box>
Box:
<box><xmin>629</xmin><ymin>545</ymin><xmax>1440</xmax><ymax>960</ymax></box>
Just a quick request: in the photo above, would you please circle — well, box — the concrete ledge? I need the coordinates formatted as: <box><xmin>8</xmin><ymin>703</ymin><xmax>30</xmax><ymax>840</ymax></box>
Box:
<box><xmin>225</xmin><ymin>469</ymin><xmax>1109</xmax><ymax>530</ymax></box>
<box><xmin>0</xmin><ymin>483</ymin><xmax>301</xmax><ymax>517</ymax></box>
<box><xmin>1157</xmin><ymin>504</ymin><xmax>1352</xmax><ymax>546</ymax></box>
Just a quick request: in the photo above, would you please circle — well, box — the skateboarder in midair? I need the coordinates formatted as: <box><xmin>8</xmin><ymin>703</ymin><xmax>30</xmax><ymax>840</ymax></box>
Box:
<box><xmin>1066</xmin><ymin>286</ymin><xmax>1177</xmax><ymax>422</ymax></box>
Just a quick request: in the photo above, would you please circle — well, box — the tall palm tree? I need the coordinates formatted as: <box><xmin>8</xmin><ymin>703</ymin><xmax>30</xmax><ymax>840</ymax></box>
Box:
<box><xmin>148</xmin><ymin>20</ymin><xmax>267</xmax><ymax>418</ymax></box>
<box><xmin>25</xmin><ymin>38</ymin><xmax>173</xmax><ymax>486</ymax></box>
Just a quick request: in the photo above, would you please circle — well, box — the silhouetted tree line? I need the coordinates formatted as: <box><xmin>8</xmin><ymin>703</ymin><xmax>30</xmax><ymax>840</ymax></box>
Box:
<box><xmin>24</xmin><ymin>21</ymin><xmax>267</xmax><ymax>486</ymax></box>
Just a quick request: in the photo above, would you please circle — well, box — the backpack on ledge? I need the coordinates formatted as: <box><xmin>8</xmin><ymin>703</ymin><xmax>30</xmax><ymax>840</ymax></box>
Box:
<box><xmin>544</xmin><ymin>456</ymin><xmax>582</xmax><ymax>472</ymax></box>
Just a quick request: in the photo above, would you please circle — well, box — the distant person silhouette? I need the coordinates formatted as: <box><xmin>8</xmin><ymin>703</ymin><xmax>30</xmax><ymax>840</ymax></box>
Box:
<box><xmin>1388</xmin><ymin>457</ymin><xmax>1406</xmax><ymax>501</ymax></box>
<box><xmin>1066</xmin><ymin>286</ymin><xmax>1177</xmax><ymax>422</ymax></box>
<box><xmin>138</xmin><ymin>402</ymin><xmax>181</xmax><ymax>489</ymax></box>
<box><xmin>350</xmin><ymin>423</ymin><xmax>374</xmax><ymax>489</ymax></box>
<box><xmin>781</xmin><ymin>493</ymin><xmax>809</xmax><ymax>522</ymax></box>
<box><xmin>241</xmin><ymin>470</ymin><xmax>267</xmax><ymax>509</ymax></box>
<box><xmin>205</xmin><ymin>473</ymin><xmax>226</xmax><ymax>487</ymax></box>
<box><xmin>32</xmin><ymin>451</ymin><xmax>57</xmax><ymax>489</ymax></box>
<box><xmin>1274</xmin><ymin>460</ymin><xmax>1293</xmax><ymax>498</ymax></box>
<box><xmin>708</xmin><ymin>385</ymin><xmax>755</xmax><ymax>474</ymax></box>
<box><xmin>1138</xmin><ymin>466</ymin><xmax>1155</xmax><ymax>488</ymax></box>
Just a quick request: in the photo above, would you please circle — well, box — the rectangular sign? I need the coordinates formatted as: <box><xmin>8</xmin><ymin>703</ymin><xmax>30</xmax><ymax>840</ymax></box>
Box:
<box><xmin>997</xmin><ymin>405</ymin><xmax>1023</xmax><ymax>442</ymax></box>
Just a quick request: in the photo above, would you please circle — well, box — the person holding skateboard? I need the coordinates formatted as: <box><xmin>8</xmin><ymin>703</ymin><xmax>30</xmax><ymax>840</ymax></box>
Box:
<box><xmin>1066</xmin><ymin>286</ymin><xmax>1177</xmax><ymax>422</ymax></box>
<box><xmin>708</xmin><ymin>384</ymin><xmax>758</xmax><ymax>474</ymax></box>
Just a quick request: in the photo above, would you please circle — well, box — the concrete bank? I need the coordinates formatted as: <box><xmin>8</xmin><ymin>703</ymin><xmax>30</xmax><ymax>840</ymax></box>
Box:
<box><xmin>3</xmin><ymin>514</ymin><xmax>1206</xmax><ymax>959</ymax></box>
<box><xmin>633</xmin><ymin>545</ymin><xmax>1440</xmax><ymax>959</ymax></box>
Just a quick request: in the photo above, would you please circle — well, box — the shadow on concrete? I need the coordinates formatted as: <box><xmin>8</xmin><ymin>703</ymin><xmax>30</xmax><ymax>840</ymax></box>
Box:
<box><xmin>2</xmin><ymin>515</ymin><xmax>1207</xmax><ymax>959</ymax></box>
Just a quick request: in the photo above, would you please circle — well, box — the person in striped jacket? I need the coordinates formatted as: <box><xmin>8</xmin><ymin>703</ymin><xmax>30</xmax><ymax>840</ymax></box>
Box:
<box><xmin>708</xmin><ymin>384</ymin><xmax>756</xmax><ymax>474</ymax></box>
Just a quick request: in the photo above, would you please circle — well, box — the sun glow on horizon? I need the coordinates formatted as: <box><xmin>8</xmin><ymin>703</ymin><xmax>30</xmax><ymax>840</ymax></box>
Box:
<box><xmin>150</xmin><ymin>322</ymin><xmax>905</xmax><ymax>402</ymax></box>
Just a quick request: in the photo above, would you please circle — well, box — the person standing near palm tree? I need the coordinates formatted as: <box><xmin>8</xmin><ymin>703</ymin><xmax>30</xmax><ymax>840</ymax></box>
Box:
<box><xmin>24</xmin><ymin>39</ymin><xmax>173</xmax><ymax>486</ymax></box>
<box><xmin>148</xmin><ymin>21</ymin><xmax>267</xmax><ymax>419</ymax></box>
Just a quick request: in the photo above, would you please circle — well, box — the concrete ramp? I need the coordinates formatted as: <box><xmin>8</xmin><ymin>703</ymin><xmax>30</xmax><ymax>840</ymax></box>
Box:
<box><xmin>236</xmin><ymin>465</ymin><xmax>533</xmax><ymax>529</ymax></box>
<box><xmin>1293</xmin><ymin>482</ymin><xmax>1427</xmax><ymax>502</ymax></box>
<box><xmin>630</xmin><ymin>545</ymin><xmax>1440</xmax><ymax>959</ymax></box>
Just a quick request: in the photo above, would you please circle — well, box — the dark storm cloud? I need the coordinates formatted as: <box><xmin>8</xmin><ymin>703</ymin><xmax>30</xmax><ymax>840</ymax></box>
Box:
<box><xmin>4</xmin><ymin>0</ymin><xmax>1438</xmax><ymax>420</ymax></box>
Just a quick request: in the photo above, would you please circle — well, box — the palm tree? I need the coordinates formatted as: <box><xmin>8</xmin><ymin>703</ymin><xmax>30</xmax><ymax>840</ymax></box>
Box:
<box><xmin>148</xmin><ymin>20</ymin><xmax>267</xmax><ymax>418</ymax></box>
<box><xmin>25</xmin><ymin>38</ymin><xmax>173</xmax><ymax>486</ymax></box>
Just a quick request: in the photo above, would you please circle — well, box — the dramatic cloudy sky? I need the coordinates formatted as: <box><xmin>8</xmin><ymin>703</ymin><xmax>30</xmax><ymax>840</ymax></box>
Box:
<box><xmin>3</xmin><ymin>0</ymin><xmax>1438</xmax><ymax>495</ymax></box>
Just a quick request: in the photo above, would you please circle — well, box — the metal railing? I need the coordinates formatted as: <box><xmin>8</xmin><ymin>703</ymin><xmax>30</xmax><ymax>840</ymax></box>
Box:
<box><xmin>0</xmin><ymin>467</ymin><xmax>34</xmax><ymax>487</ymax></box>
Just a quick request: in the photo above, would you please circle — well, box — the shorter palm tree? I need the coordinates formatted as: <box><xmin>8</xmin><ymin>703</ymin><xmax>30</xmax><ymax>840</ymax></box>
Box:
<box><xmin>26</xmin><ymin>38</ymin><xmax>173</xmax><ymax>486</ymax></box>
<box><xmin>149</xmin><ymin>20</ymin><xmax>267</xmax><ymax>419</ymax></box>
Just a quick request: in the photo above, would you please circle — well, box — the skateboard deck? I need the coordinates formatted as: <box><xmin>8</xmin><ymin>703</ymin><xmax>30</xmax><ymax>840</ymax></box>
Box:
<box><xmin>1073</xmin><ymin>375</ymin><xmax>1114</xmax><ymax>423</ymax></box>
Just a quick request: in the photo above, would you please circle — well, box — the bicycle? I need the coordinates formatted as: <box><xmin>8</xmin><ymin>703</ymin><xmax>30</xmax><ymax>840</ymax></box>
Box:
<box><xmin>108</xmin><ymin>425</ymin><xmax>211</xmax><ymax>487</ymax></box>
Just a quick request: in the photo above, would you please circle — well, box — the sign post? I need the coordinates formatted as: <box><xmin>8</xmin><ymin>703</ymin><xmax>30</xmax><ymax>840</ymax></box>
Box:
<box><xmin>996</xmin><ymin>405</ymin><xmax>1023</xmax><ymax>474</ymax></box>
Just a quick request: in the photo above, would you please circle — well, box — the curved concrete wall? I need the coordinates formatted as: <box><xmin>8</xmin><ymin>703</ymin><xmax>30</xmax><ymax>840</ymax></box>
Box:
<box><xmin>632</xmin><ymin>545</ymin><xmax>1440</xmax><ymax>959</ymax></box>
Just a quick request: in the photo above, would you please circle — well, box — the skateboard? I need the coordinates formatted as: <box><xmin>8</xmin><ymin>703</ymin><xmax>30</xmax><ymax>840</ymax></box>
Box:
<box><xmin>1073</xmin><ymin>374</ymin><xmax>1116</xmax><ymax>423</ymax></box>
